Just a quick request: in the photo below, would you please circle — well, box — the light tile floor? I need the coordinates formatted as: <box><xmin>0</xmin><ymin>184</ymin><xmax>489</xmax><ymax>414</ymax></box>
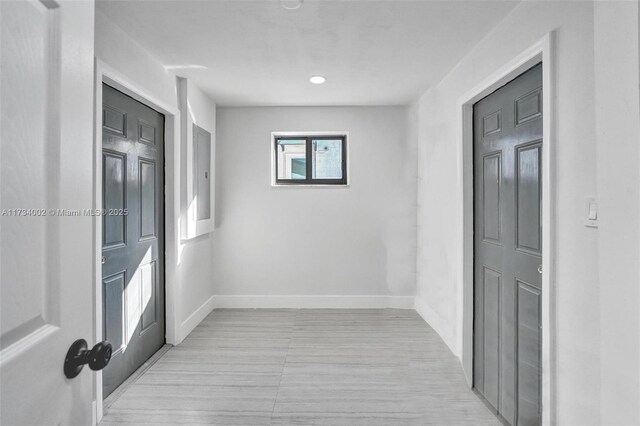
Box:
<box><xmin>101</xmin><ymin>309</ymin><xmax>500</xmax><ymax>425</ymax></box>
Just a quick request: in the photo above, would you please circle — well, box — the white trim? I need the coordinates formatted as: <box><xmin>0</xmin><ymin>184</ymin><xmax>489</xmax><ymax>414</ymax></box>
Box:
<box><xmin>177</xmin><ymin>295</ymin><xmax>415</xmax><ymax>344</ymax></box>
<box><xmin>93</xmin><ymin>59</ymin><xmax>182</xmax><ymax>424</ymax></box>
<box><xmin>178</xmin><ymin>294</ymin><xmax>217</xmax><ymax>341</ymax></box>
<box><xmin>212</xmin><ymin>295</ymin><xmax>414</xmax><ymax>310</ymax></box>
<box><xmin>270</xmin><ymin>131</ymin><xmax>351</xmax><ymax>187</ymax></box>
<box><xmin>456</xmin><ymin>32</ymin><xmax>556</xmax><ymax>425</ymax></box>
<box><xmin>91</xmin><ymin>400</ymin><xmax>97</xmax><ymax>426</ymax></box>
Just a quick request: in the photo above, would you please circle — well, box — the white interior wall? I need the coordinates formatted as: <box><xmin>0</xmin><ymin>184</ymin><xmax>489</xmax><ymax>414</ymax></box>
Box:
<box><xmin>416</xmin><ymin>1</ymin><xmax>640</xmax><ymax>424</ymax></box>
<box><xmin>176</xmin><ymin>79</ymin><xmax>218</xmax><ymax>335</ymax></box>
<box><xmin>594</xmin><ymin>1</ymin><xmax>640</xmax><ymax>424</ymax></box>
<box><xmin>95</xmin><ymin>10</ymin><xmax>217</xmax><ymax>342</ymax></box>
<box><xmin>415</xmin><ymin>1</ymin><xmax>600</xmax><ymax>424</ymax></box>
<box><xmin>212</xmin><ymin>107</ymin><xmax>417</xmax><ymax>307</ymax></box>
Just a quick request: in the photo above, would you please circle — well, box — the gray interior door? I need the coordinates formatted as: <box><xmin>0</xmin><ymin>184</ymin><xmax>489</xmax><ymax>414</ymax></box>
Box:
<box><xmin>473</xmin><ymin>63</ymin><xmax>542</xmax><ymax>426</ymax></box>
<box><xmin>102</xmin><ymin>84</ymin><xmax>165</xmax><ymax>397</ymax></box>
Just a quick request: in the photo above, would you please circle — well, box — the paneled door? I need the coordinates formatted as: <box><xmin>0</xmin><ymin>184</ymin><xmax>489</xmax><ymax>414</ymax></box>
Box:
<box><xmin>473</xmin><ymin>63</ymin><xmax>543</xmax><ymax>426</ymax></box>
<box><xmin>1</xmin><ymin>1</ymin><xmax>96</xmax><ymax>424</ymax></box>
<box><xmin>102</xmin><ymin>84</ymin><xmax>165</xmax><ymax>397</ymax></box>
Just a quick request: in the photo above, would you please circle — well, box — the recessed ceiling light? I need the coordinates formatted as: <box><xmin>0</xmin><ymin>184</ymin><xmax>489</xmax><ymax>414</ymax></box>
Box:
<box><xmin>281</xmin><ymin>0</ymin><xmax>302</xmax><ymax>10</ymax></box>
<box><xmin>310</xmin><ymin>75</ymin><xmax>326</xmax><ymax>84</ymax></box>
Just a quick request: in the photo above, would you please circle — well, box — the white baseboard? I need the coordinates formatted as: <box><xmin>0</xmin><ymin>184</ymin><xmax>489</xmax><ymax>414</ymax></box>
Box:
<box><xmin>414</xmin><ymin>295</ymin><xmax>459</xmax><ymax>357</ymax></box>
<box><xmin>178</xmin><ymin>294</ymin><xmax>216</xmax><ymax>343</ymax></box>
<box><xmin>179</xmin><ymin>295</ymin><xmax>458</xmax><ymax>353</ymax></box>
<box><xmin>212</xmin><ymin>295</ymin><xmax>414</xmax><ymax>310</ymax></box>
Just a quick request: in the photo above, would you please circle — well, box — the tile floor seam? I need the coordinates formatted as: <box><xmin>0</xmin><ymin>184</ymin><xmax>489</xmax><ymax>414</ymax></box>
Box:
<box><xmin>269</xmin><ymin>309</ymin><xmax>297</xmax><ymax>424</ymax></box>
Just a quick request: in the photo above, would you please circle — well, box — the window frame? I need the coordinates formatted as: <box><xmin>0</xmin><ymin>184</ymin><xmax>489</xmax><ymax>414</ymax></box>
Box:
<box><xmin>273</xmin><ymin>134</ymin><xmax>348</xmax><ymax>186</ymax></box>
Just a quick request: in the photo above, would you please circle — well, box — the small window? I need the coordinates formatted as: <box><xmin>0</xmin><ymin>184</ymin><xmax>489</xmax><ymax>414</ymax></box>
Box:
<box><xmin>274</xmin><ymin>135</ymin><xmax>347</xmax><ymax>185</ymax></box>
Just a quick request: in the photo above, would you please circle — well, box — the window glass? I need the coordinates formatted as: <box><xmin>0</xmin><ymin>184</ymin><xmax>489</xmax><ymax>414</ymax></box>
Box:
<box><xmin>276</xmin><ymin>139</ymin><xmax>306</xmax><ymax>180</ymax></box>
<box><xmin>312</xmin><ymin>139</ymin><xmax>342</xmax><ymax>179</ymax></box>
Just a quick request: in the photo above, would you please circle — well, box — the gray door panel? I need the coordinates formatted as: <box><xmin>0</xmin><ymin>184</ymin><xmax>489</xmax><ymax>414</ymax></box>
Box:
<box><xmin>517</xmin><ymin>282</ymin><xmax>542</xmax><ymax>426</ymax></box>
<box><xmin>102</xmin><ymin>84</ymin><xmax>165</xmax><ymax>397</ymax></box>
<box><xmin>483</xmin><ymin>267</ymin><xmax>501</xmax><ymax>409</ymax></box>
<box><xmin>473</xmin><ymin>64</ymin><xmax>542</xmax><ymax>426</ymax></box>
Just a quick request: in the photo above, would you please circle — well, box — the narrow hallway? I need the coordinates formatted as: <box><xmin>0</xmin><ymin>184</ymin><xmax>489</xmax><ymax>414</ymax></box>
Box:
<box><xmin>101</xmin><ymin>309</ymin><xmax>499</xmax><ymax>425</ymax></box>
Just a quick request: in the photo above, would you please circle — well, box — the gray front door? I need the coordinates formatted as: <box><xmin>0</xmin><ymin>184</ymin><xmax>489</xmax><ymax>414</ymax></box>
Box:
<box><xmin>473</xmin><ymin>63</ymin><xmax>542</xmax><ymax>426</ymax></box>
<box><xmin>102</xmin><ymin>84</ymin><xmax>165</xmax><ymax>397</ymax></box>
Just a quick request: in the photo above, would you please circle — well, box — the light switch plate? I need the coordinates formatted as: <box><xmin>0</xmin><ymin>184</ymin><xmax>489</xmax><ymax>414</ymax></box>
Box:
<box><xmin>584</xmin><ymin>197</ymin><xmax>598</xmax><ymax>228</ymax></box>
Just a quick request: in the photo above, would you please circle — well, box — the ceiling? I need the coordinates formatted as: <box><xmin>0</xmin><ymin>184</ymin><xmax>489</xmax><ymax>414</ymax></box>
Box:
<box><xmin>97</xmin><ymin>0</ymin><xmax>519</xmax><ymax>106</ymax></box>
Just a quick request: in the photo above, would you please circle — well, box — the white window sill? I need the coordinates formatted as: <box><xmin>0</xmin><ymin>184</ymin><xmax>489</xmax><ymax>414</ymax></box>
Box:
<box><xmin>270</xmin><ymin>184</ymin><xmax>350</xmax><ymax>190</ymax></box>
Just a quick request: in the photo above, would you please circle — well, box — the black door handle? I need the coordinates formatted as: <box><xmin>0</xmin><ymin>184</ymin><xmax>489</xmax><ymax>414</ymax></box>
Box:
<box><xmin>64</xmin><ymin>339</ymin><xmax>112</xmax><ymax>379</ymax></box>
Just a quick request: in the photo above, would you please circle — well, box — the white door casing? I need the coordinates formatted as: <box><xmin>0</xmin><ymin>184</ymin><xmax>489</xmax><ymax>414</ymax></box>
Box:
<box><xmin>457</xmin><ymin>33</ymin><xmax>555</xmax><ymax>425</ymax></box>
<box><xmin>0</xmin><ymin>1</ymin><xmax>96</xmax><ymax>424</ymax></box>
<box><xmin>93</xmin><ymin>61</ymin><xmax>182</xmax><ymax>423</ymax></box>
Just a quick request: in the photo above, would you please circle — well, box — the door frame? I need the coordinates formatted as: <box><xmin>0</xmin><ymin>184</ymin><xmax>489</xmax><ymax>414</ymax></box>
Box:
<box><xmin>457</xmin><ymin>33</ymin><xmax>556</xmax><ymax>425</ymax></box>
<box><xmin>92</xmin><ymin>59</ymin><xmax>181</xmax><ymax>423</ymax></box>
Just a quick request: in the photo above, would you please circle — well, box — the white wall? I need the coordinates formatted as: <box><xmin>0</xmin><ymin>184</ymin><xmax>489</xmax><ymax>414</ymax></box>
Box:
<box><xmin>213</xmin><ymin>107</ymin><xmax>417</xmax><ymax>306</ymax></box>
<box><xmin>416</xmin><ymin>1</ymin><xmax>599</xmax><ymax>424</ymax></box>
<box><xmin>594</xmin><ymin>1</ymin><xmax>640</xmax><ymax>424</ymax></box>
<box><xmin>177</xmin><ymin>78</ymin><xmax>217</xmax><ymax>333</ymax></box>
<box><xmin>95</xmin><ymin>10</ymin><xmax>217</xmax><ymax>342</ymax></box>
<box><xmin>415</xmin><ymin>1</ymin><xmax>640</xmax><ymax>424</ymax></box>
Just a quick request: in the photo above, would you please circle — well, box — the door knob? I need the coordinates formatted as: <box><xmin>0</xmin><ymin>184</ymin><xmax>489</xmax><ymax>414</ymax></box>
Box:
<box><xmin>538</xmin><ymin>265</ymin><xmax>543</xmax><ymax>274</ymax></box>
<box><xmin>64</xmin><ymin>339</ymin><xmax>112</xmax><ymax>379</ymax></box>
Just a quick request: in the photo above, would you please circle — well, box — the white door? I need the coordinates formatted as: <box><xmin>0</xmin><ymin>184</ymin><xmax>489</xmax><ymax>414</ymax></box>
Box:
<box><xmin>1</xmin><ymin>1</ymin><xmax>97</xmax><ymax>424</ymax></box>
